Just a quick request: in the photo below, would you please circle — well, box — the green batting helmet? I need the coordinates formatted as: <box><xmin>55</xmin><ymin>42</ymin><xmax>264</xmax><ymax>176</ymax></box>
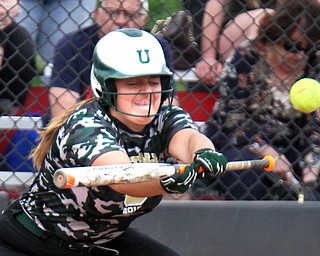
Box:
<box><xmin>91</xmin><ymin>28</ymin><xmax>173</xmax><ymax>115</ymax></box>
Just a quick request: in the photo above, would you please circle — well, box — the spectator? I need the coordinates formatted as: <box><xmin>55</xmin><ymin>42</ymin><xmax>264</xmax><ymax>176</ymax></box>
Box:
<box><xmin>0</xmin><ymin>0</ymin><xmax>37</xmax><ymax>171</ymax></box>
<box><xmin>194</xmin><ymin>0</ymin><xmax>277</xmax><ymax>86</ymax></box>
<box><xmin>46</xmin><ymin>0</ymin><xmax>175</xmax><ymax>125</ymax></box>
<box><xmin>15</xmin><ymin>0</ymin><xmax>96</xmax><ymax>64</ymax></box>
<box><xmin>180</xmin><ymin>0</ymin><xmax>276</xmax><ymax>123</ymax></box>
<box><xmin>192</xmin><ymin>0</ymin><xmax>320</xmax><ymax>200</ymax></box>
<box><xmin>0</xmin><ymin>0</ymin><xmax>36</xmax><ymax>115</ymax></box>
<box><xmin>218</xmin><ymin>7</ymin><xmax>274</xmax><ymax>60</ymax></box>
<box><xmin>0</xmin><ymin>28</ymin><xmax>227</xmax><ymax>255</ymax></box>
<box><xmin>302</xmin><ymin>108</ymin><xmax>320</xmax><ymax>186</ymax></box>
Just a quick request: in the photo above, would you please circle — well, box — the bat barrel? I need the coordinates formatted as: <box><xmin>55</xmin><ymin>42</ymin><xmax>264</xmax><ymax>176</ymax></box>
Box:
<box><xmin>53</xmin><ymin>163</ymin><xmax>178</xmax><ymax>189</ymax></box>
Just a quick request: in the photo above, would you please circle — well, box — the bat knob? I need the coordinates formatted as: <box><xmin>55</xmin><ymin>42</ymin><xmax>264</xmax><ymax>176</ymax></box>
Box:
<box><xmin>263</xmin><ymin>155</ymin><xmax>275</xmax><ymax>172</ymax></box>
<box><xmin>54</xmin><ymin>170</ymin><xmax>75</xmax><ymax>189</ymax></box>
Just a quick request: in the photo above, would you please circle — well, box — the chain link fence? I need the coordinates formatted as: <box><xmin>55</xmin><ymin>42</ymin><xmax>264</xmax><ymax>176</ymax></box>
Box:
<box><xmin>1</xmin><ymin>0</ymin><xmax>320</xmax><ymax>202</ymax></box>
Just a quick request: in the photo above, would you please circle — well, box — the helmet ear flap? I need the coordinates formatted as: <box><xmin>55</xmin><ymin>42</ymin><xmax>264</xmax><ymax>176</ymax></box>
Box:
<box><xmin>91</xmin><ymin>66</ymin><xmax>118</xmax><ymax>108</ymax></box>
<box><xmin>91</xmin><ymin>68</ymin><xmax>103</xmax><ymax>98</ymax></box>
<box><xmin>160</xmin><ymin>76</ymin><xmax>173</xmax><ymax>104</ymax></box>
<box><xmin>102</xmin><ymin>79</ymin><xmax>117</xmax><ymax>108</ymax></box>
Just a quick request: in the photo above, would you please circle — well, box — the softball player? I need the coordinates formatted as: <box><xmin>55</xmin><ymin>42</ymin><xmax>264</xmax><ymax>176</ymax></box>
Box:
<box><xmin>0</xmin><ymin>28</ymin><xmax>227</xmax><ymax>256</ymax></box>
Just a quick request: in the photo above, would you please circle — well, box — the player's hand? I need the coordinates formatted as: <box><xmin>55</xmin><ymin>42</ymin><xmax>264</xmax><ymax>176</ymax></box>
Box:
<box><xmin>193</xmin><ymin>148</ymin><xmax>227</xmax><ymax>177</ymax></box>
<box><xmin>160</xmin><ymin>163</ymin><xmax>197</xmax><ymax>194</ymax></box>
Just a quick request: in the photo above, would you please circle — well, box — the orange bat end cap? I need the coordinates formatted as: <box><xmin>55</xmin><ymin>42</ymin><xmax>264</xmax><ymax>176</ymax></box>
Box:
<box><xmin>56</xmin><ymin>174</ymin><xmax>75</xmax><ymax>189</ymax></box>
<box><xmin>263</xmin><ymin>155</ymin><xmax>275</xmax><ymax>172</ymax></box>
<box><xmin>65</xmin><ymin>174</ymin><xmax>76</xmax><ymax>188</ymax></box>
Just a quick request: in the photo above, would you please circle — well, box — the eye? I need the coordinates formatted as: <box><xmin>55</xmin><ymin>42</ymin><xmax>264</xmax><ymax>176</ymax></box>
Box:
<box><xmin>124</xmin><ymin>78</ymin><xmax>137</xmax><ymax>85</ymax></box>
<box><xmin>283</xmin><ymin>41</ymin><xmax>308</xmax><ymax>53</ymax></box>
<box><xmin>127</xmin><ymin>82</ymin><xmax>138</xmax><ymax>87</ymax></box>
<box><xmin>150</xmin><ymin>81</ymin><xmax>160</xmax><ymax>86</ymax></box>
<box><xmin>148</xmin><ymin>77</ymin><xmax>161</xmax><ymax>86</ymax></box>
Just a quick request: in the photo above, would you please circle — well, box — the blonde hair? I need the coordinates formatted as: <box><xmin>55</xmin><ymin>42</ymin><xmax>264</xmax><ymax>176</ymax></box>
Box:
<box><xmin>31</xmin><ymin>99</ymin><xmax>95</xmax><ymax>170</ymax></box>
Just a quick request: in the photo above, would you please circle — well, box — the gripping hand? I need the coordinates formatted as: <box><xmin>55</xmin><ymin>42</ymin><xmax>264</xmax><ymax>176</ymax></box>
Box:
<box><xmin>160</xmin><ymin>163</ymin><xmax>197</xmax><ymax>194</ymax></box>
<box><xmin>193</xmin><ymin>148</ymin><xmax>227</xmax><ymax>177</ymax></box>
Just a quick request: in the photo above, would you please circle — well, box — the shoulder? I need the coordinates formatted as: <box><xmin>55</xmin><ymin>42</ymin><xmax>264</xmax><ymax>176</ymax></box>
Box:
<box><xmin>1</xmin><ymin>23</ymin><xmax>35</xmax><ymax>58</ymax></box>
<box><xmin>56</xmin><ymin>24</ymin><xmax>100</xmax><ymax>48</ymax></box>
<box><xmin>67</xmin><ymin>101</ymin><xmax>109</xmax><ymax>123</ymax></box>
<box><xmin>146</xmin><ymin>28</ymin><xmax>170</xmax><ymax>49</ymax></box>
<box><xmin>56</xmin><ymin>102</ymin><xmax>123</xmax><ymax>166</ymax></box>
<box><xmin>150</xmin><ymin>34</ymin><xmax>173</xmax><ymax>65</ymax></box>
<box><xmin>62</xmin><ymin>102</ymin><xmax>118</xmax><ymax>140</ymax></box>
<box><xmin>6</xmin><ymin>22</ymin><xmax>28</xmax><ymax>35</ymax></box>
<box><xmin>153</xmin><ymin>106</ymin><xmax>198</xmax><ymax>147</ymax></box>
<box><xmin>3</xmin><ymin>22</ymin><xmax>33</xmax><ymax>43</ymax></box>
<box><xmin>158</xmin><ymin>106</ymin><xmax>197</xmax><ymax>129</ymax></box>
<box><xmin>153</xmin><ymin>35</ymin><xmax>170</xmax><ymax>48</ymax></box>
<box><xmin>228</xmin><ymin>40</ymin><xmax>259</xmax><ymax>73</ymax></box>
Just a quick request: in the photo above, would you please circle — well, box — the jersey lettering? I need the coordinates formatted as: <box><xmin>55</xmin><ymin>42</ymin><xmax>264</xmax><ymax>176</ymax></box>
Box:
<box><xmin>123</xmin><ymin>196</ymin><xmax>147</xmax><ymax>214</ymax></box>
<box><xmin>130</xmin><ymin>152</ymin><xmax>158</xmax><ymax>163</ymax></box>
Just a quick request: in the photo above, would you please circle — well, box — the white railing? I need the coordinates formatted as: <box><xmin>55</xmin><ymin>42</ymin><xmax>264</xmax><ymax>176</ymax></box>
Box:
<box><xmin>173</xmin><ymin>69</ymin><xmax>198</xmax><ymax>82</ymax></box>
<box><xmin>0</xmin><ymin>116</ymin><xmax>43</xmax><ymax>130</ymax></box>
<box><xmin>0</xmin><ymin>69</ymin><xmax>198</xmax><ymax>131</ymax></box>
<box><xmin>0</xmin><ymin>171</ymin><xmax>37</xmax><ymax>188</ymax></box>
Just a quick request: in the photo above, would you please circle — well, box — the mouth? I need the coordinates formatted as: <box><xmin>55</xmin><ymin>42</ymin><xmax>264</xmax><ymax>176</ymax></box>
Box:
<box><xmin>279</xmin><ymin>57</ymin><xmax>302</xmax><ymax>71</ymax></box>
<box><xmin>132</xmin><ymin>99</ymin><xmax>156</xmax><ymax>116</ymax></box>
<box><xmin>279</xmin><ymin>64</ymin><xmax>292</xmax><ymax>73</ymax></box>
<box><xmin>135</xmin><ymin>99</ymin><xmax>150</xmax><ymax>106</ymax></box>
<box><xmin>134</xmin><ymin>102</ymin><xmax>152</xmax><ymax>113</ymax></box>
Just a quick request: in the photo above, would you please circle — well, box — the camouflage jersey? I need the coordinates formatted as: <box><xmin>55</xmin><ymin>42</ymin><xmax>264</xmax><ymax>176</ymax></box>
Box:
<box><xmin>20</xmin><ymin>100</ymin><xmax>197</xmax><ymax>247</ymax></box>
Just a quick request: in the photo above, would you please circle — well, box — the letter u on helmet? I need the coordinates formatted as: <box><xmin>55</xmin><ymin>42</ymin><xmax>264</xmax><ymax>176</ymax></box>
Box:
<box><xmin>91</xmin><ymin>28</ymin><xmax>173</xmax><ymax>116</ymax></box>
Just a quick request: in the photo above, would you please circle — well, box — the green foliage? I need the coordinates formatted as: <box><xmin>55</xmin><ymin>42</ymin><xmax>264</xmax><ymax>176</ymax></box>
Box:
<box><xmin>146</xmin><ymin>0</ymin><xmax>183</xmax><ymax>30</ymax></box>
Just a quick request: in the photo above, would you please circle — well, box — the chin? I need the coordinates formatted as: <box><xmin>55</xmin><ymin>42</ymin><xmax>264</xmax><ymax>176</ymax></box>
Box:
<box><xmin>134</xmin><ymin>114</ymin><xmax>155</xmax><ymax>120</ymax></box>
<box><xmin>134</xmin><ymin>113</ymin><xmax>155</xmax><ymax>121</ymax></box>
<box><xmin>131</xmin><ymin>117</ymin><xmax>154</xmax><ymax>130</ymax></box>
<box><xmin>133</xmin><ymin>108</ymin><xmax>158</xmax><ymax>117</ymax></box>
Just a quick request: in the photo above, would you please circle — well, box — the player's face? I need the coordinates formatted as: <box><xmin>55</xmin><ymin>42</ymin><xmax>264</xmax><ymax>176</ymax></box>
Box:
<box><xmin>110</xmin><ymin>76</ymin><xmax>162</xmax><ymax>132</ymax></box>
<box><xmin>95</xmin><ymin>0</ymin><xmax>147</xmax><ymax>37</ymax></box>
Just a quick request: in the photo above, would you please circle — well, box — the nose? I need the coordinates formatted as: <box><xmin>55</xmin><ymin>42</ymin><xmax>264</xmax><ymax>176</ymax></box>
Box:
<box><xmin>138</xmin><ymin>82</ymin><xmax>153</xmax><ymax>93</ymax></box>
<box><xmin>114</xmin><ymin>11</ymin><xmax>130</xmax><ymax>25</ymax></box>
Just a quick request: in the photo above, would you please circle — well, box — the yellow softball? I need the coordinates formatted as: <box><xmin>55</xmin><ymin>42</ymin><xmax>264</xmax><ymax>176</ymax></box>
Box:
<box><xmin>290</xmin><ymin>78</ymin><xmax>320</xmax><ymax>113</ymax></box>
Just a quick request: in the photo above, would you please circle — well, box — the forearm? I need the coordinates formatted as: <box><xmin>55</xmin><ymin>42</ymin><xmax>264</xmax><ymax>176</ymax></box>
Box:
<box><xmin>186</xmin><ymin>132</ymin><xmax>215</xmax><ymax>158</ymax></box>
<box><xmin>93</xmin><ymin>151</ymin><xmax>167</xmax><ymax>197</ymax></box>
<box><xmin>110</xmin><ymin>179</ymin><xmax>165</xmax><ymax>197</ymax></box>
<box><xmin>165</xmin><ymin>129</ymin><xmax>228</xmax><ymax>194</ymax></box>
<box><xmin>201</xmin><ymin>0</ymin><xmax>227</xmax><ymax>59</ymax></box>
<box><xmin>169</xmin><ymin>128</ymin><xmax>215</xmax><ymax>163</ymax></box>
